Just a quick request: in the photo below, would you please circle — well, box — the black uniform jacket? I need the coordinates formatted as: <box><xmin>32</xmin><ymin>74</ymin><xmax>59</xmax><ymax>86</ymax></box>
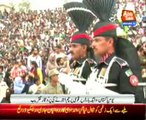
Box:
<box><xmin>96</xmin><ymin>54</ymin><xmax>144</xmax><ymax>103</ymax></box>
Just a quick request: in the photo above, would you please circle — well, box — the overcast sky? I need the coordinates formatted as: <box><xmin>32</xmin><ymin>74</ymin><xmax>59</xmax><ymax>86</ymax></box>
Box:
<box><xmin>0</xmin><ymin>0</ymin><xmax>83</xmax><ymax>10</ymax></box>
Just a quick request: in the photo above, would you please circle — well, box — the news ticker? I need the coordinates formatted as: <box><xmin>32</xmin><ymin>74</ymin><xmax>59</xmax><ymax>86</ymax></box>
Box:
<box><xmin>0</xmin><ymin>104</ymin><xmax>145</xmax><ymax>119</ymax></box>
<box><xmin>10</xmin><ymin>94</ymin><xmax>135</xmax><ymax>104</ymax></box>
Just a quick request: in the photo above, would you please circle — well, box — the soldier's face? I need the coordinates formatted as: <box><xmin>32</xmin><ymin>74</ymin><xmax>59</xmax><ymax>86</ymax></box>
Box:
<box><xmin>70</xmin><ymin>43</ymin><xmax>84</xmax><ymax>60</ymax></box>
<box><xmin>92</xmin><ymin>36</ymin><xmax>110</xmax><ymax>56</ymax></box>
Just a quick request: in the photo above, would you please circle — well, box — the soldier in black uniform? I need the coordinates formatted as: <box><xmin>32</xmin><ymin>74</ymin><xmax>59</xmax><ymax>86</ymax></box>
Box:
<box><xmin>84</xmin><ymin>0</ymin><xmax>144</xmax><ymax>103</ymax></box>
<box><xmin>64</xmin><ymin>2</ymin><xmax>96</xmax><ymax>83</ymax></box>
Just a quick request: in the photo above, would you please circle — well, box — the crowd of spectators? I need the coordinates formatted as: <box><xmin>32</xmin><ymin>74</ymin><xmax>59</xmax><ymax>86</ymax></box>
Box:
<box><xmin>0</xmin><ymin>8</ymin><xmax>74</xmax><ymax>102</ymax></box>
<box><xmin>0</xmin><ymin>0</ymin><xmax>145</xmax><ymax>103</ymax></box>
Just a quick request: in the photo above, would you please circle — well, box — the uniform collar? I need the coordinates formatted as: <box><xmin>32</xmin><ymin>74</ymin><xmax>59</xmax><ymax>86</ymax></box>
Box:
<box><xmin>72</xmin><ymin>57</ymin><xmax>87</xmax><ymax>68</ymax></box>
<box><xmin>99</xmin><ymin>53</ymin><xmax>115</xmax><ymax>65</ymax></box>
<box><xmin>77</xmin><ymin>57</ymin><xmax>87</xmax><ymax>64</ymax></box>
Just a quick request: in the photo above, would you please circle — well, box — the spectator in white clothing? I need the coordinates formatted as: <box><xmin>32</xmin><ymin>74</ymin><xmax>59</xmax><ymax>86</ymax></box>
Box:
<box><xmin>28</xmin><ymin>77</ymin><xmax>45</xmax><ymax>94</ymax></box>
<box><xmin>55</xmin><ymin>44</ymin><xmax>66</xmax><ymax>60</ymax></box>
<box><xmin>27</xmin><ymin>47</ymin><xmax>42</xmax><ymax>70</ymax></box>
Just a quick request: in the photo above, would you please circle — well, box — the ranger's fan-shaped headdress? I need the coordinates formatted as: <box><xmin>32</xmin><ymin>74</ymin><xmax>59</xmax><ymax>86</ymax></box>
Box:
<box><xmin>83</xmin><ymin>0</ymin><xmax>115</xmax><ymax>22</ymax></box>
<box><xmin>83</xmin><ymin>0</ymin><xmax>142</xmax><ymax>81</ymax></box>
<box><xmin>63</xmin><ymin>2</ymin><xmax>95</xmax><ymax>46</ymax></box>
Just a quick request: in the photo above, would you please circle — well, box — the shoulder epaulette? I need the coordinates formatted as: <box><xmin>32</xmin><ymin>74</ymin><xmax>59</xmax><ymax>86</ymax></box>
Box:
<box><xmin>115</xmin><ymin>57</ymin><xmax>129</xmax><ymax>68</ymax></box>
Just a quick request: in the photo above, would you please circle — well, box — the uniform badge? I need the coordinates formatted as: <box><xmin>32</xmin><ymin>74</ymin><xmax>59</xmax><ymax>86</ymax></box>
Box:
<box><xmin>129</xmin><ymin>75</ymin><xmax>139</xmax><ymax>87</ymax></box>
<box><xmin>73</xmin><ymin>68</ymin><xmax>80</xmax><ymax>77</ymax></box>
<box><xmin>99</xmin><ymin>68</ymin><xmax>107</xmax><ymax>77</ymax></box>
<box><xmin>125</xmin><ymin>69</ymin><xmax>133</xmax><ymax>77</ymax></box>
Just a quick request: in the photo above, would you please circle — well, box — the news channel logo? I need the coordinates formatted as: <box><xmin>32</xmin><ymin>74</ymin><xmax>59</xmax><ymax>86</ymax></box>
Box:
<box><xmin>122</xmin><ymin>21</ymin><xmax>137</xmax><ymax>27</ymax></box>
<box><xmin>121</xmin><ymin>10</ymin><xmax>137</xmax><ymax>27</ymax></box>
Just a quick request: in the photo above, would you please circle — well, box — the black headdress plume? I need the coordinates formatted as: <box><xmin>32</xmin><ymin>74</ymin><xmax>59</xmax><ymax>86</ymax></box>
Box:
<box><xmin>83</xmin><ymin>0</ymin><xmax>115</xmax><ymax>22</ymax></box>
<box><xmin>64</xmin><ymin>2</ymin><xmax>96</xmax><ymax>32</ymax></box>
